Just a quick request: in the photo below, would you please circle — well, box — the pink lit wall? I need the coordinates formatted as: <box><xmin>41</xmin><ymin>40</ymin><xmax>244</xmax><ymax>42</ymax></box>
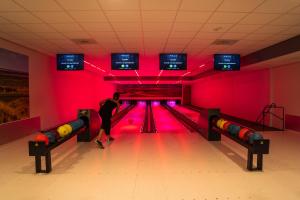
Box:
<box><xmin>271</xmin><ymin>63</ymin><xmax>300</xmax><ymax>131</ymax></box>
<box><xmin>191</xmin><ymin>69</ymin><xmax>271</xmax><ymax>122</ymax></box>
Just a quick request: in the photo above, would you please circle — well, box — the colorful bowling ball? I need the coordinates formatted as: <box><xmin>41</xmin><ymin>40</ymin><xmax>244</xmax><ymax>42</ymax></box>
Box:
<box><xmin>223</xmin><ymin>122</ymin><xmax>231</xmax><ymax>131</ymax></box>
<box><xmin>216</xmin><ymin>119</ymin><xmax>224</xmax><ymax>128</ymax></box>
<box><xmin>228</xmin><ymin>124</ymin><xmax>235</xmax><ymax>133</ymax></box>
<box><xmin>44</xmin><ymin>132</ymin><xmax>56</xmax><ymax>143</ymax></box>
<box><xmin>220</xmin><ymin>120</ymin><xmax>228</xmax><ymax>130</ymax></box>
<box><xmin>238</xmin><ymin>128</ymin><xmax>250</xmax><ymax>140</ymax></box>
<box><xmin>35</xmin><ymin>133</ymin><xmax>49</xmax><ymax>145</ymax></box>
<box><xmin>57</xmin><ymin>126</ymin><xmax>69</xmax><ymax>137</ymax></box>
<box><xmin>249</xmin><ymin>132</ymin><xmax>263</xmax><ymax>144</ymax></box>
<box><xmin>230</xmin><ymin>125</ymin><xmax>241</xmax><ymax>137</ymax></box>
<box><xmin>245</xmin><ymin>131</ymin><xmax>255</xmax><ymax>142</ymax></box>
<box><xmin>69</xmin><ymin>119</ymin><xmax>84</xmax><ymax>132</ymax></box>
<box><xmin>64</xmin><ymin>124</ymin><xmax>73</xmax><ymax>134</ymax></box>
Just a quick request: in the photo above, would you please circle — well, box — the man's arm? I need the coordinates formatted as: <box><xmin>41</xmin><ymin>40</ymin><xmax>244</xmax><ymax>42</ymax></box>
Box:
<box><xmin>112</xmin><ymin>102</ymin><xmax>120</xmax><ymax>118</ymax></box>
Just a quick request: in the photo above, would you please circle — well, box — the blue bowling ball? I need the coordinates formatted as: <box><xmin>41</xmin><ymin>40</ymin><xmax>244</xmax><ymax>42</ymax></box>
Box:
<box><xmin>249</xmin><ymin>132</ymin><xmax>263</xmax><ymax>144</ymax></box>
<box><xmin>44</xmin><ymin>132</ymin><xmax>56</xmax><ymax>143</ymax></box>
<box><xmin>229</xmin><ymin>125</ymin><xmax>240</xmax><ymax>137</ymax></box>
<box><xmin>69</xmin><ymin>119</ymin><xmax>84</xmax><ymax>132</ymax></box>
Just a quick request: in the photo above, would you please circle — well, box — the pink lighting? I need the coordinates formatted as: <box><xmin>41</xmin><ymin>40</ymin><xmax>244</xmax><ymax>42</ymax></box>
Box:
<box><xmin>167</xmin><ymin>100</ymin><xmax>176</xmax><ymax>107</ymax></box>
<box><xmin>135</xmin><ymin>70</ymin><xmax>140</xmax><ymax>77</ymax></box>
<box><xmin>181</xmin><ymin>71</ymin><xmax>191</xmax><ymax>77</ymax></box>
<box><xmin>84</xmin><ymin>60</ymin><xmax>106</xmax><ymax>73</ymax></box>
<box><xmin>152</xmin><ymin>101</ymin><xmax>160</xmax><ymax>106</ymax></box>
<box><xmin>199</xmin><ymin>64</ymin><xmax>205</xmax><ymax>68</ymax></box>
<box><xmin>158</xmin><ymin>70</ymin><xmax>164</xmax><ymax>77</ymax></box>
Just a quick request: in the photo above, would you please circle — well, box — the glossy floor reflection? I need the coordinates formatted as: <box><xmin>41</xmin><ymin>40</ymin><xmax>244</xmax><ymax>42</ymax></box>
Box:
<box><xmin>0</xmin><ymin>106</ymin><xmax>300</xmax><ymax>200</ymax></box>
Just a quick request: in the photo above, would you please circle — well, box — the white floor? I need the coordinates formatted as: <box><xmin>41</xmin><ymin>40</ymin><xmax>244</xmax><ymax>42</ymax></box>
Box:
<box><xmin>1</xmin><ymin>105</ymin><xmax>300</xmax><ymax>200</ymax></box>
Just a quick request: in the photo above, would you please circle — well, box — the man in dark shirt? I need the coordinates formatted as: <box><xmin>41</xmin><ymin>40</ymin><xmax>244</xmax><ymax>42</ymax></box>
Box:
<box><xmin>95</xmin><ymin>92</ymin><xmax>120</xmax><ymax>149</ymax></box>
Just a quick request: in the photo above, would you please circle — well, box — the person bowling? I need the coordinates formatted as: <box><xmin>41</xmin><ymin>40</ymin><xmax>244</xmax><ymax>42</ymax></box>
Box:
<box><xmin>95</xmin><ymin>92</ymin><xmax>120</xmax><ymax>149</ymax></box>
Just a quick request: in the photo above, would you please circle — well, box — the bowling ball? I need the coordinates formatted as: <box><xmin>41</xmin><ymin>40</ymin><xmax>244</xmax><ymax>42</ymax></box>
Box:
<box><xmin>44</xmin><ymin>132</ymin><xmax>56</xmax><ymax>143</ymax></box>
<box><xmin>64</xmin><ymin>124</ymin><xmax>73</xmax><ymax>134</ymax></box>
<box><xmin>223</xmin><ymin>122</ymin><xmax>231</xmax><ymax>131</ymax></box>
<box><xmin>227</xmin><ymin>124</ymin><xmax>235</xmax><ymax>133</ymax></box>
<box><xmin>245</xmin><ymin>131</ymin><xmax>255</xmax><ymax>143</ymax></box>
<box><xmin>216</xmin><ymin>119</ymin><xmax>224</xmax><ymax>128</ymax></box>
<box><xmin>128</xmin><ymin>118</ymin><xmax>134</xmax><ymax>125</ymax></box>
<box><xmin>220</xmin><ymin>120</ymin><xmax>228</xmax><ymax>130</ymax></box>
<box><xmin>35</xmin><ymin>133</ymin><xmax>49</xmax><ymax>145</ymax></box>
<box><xmin>229</xmin><ymin>125</ymin><xmax>240</xmax><ymax>137</ymax></box>
<box><xmin>249</xmin><ymin>132</ymin><xmax>263</xmax><ymax>144</ymax></box>
<box><xmin>57</xmin><ymin>126</ymin><xmax>69</xmax><ymax>137</ymax></box>
<box><xmin>69</xmin><ymin>119</ymin><xmax>84</xmax><ymax>132</ymax></box>
<box><xmin>238</xmin><ymin>128</ymin><xmax>250</xmax><ymax>140</ymax></box>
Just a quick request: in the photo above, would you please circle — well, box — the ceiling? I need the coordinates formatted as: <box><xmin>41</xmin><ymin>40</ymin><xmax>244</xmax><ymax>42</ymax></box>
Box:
<box><xmin>0</xmin><ymin>0</ymin><xmax>300</xmax><ymax>78</ymax></box>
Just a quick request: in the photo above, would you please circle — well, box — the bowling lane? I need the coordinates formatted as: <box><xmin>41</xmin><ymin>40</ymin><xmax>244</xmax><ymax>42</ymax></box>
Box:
<box><xmin>151</xmin><ymin>102</ymin><xmax>188</xmax><ymax>133</ymax></box>
<box><xmin>172</xmin><ymin>105</ymin><xmax>200</xmax><ymax>123</ymax></box>
<box><xmin>110</xmin><ymin>101</ymin><xmax>146</xmax><ymax>138</ymax></box>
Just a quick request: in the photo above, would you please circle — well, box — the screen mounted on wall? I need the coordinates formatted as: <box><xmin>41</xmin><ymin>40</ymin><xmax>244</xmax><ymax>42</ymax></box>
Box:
<box><xmin>160</xmin><ymin>53</ymin><xmax>187</xmax><ymax>70</ymax></box>
<box><xmin>57</xmin><ymin>54</ymin><xmax>84</xmax><ymax>70</ymax></box>
<box><xmin>214</xmin><ymin>54</ymin><xmax>240</xmax><ymax>71</ymax></box>
<box><xmin>111</xmin><ymin>53</ymin><xmax>139</xmax><ymax>70</ymax></box>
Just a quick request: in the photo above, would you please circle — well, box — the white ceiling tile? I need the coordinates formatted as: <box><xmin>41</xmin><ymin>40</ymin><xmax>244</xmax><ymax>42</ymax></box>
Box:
<box><xmin>229</xmin><ymin>24</ymin><xmax>262</xmax><ymax>33</ymax></box>
<box><xmin>63</xmin><ymin>31</ymin><xmax>92</xmax><ymax>39</ymax></box>
<box><xmin>167</xmin><ymin>37</ymin><xmax>191</xmax><ymax>44</ymax></box>
<box><xmin>255</xmin><ymin>0</ymin><xmax>300</xmax><ymax>13</ymax></box>
<box><xmin>280</xmin><ymin>26</ymin><xmax>300</xmax><ymax>35</ymax></box>
<box><xmin>57</xmin><ymin>0</ymin><xmax>100</xmax><ymax>10</ymax></box>
<box><xmin>143</xmin><ymin>31</ymin><xmax>169</xmax><ymax>38</ymax></box>
<box><xmin>18</xmin><ymin>23</ymin><xmax>56</xmax><ymax>32</ymax></box>
<box><xmin>200</xmin><ymin>23</ymin><xmax>233</xmax><ymax>32</ymax></box>
<box><xmin>80</xmin><ymin>22</ymin><xmax>113</xmax><ymax>31</ymax></box>
<box><xmin>244</xmin><ymin>33</ymin><xmax>273</xmax><ymax>41</ymax></box>
<box><xmin>0</xmin><ymin>12</ymin><xmax>42</xmax><ymax>23</ymax></box>
<box><xmin>106</xmin><ymin>11</ymin><xmax>140</xmax><ymax>22</ymax></box>
<box><xmin>289</xmin><ymin>5</ymin><xmax>300</xmax><ymax>14</ymax></box>
<box><xmin>218</xmin><ymin>0</ymin><xmax>264</xmax><ymax>12</ymax></box>
<box><xmin>220</xmin><ymin>32</ymin><xmax>247</xmax><ymax>40</ymax></box>
<box><xmin>141</xmin><ymin>0</ymin><xmax>181</xmax><ymax>10</ymax></box>
<box><xmin>116</xmin><ymin>31</ymin><xmax>142</xmax><ymax>38</ymax></box>
<box><xmin>0</xmin><ymin>0</ymin><xmax>23</xmax><ymax>11</ymax></box>
<box><xmin>50</xmin><ymin>23</ymin><xmax>83</xmax><ymax>32</ymax></box>
<box><xmin>68</xmin><ymin>11</ymin><xmax>107</xmax><ymax>22</ymax></box>
<box><xmin>196</xmin><ymin>32</ymin><xmax>223</xmax><ymax>39</ymax></box>
<box><xmin>208</xmin><ymin>12</ymin><xmax>248</xmax><ymax>24</ymax></box>
<box><xmin>15</xmin><ymin>0</ymin><xmax>62</xmax><ymax>11</ymax></box>
<box><xmin>0</xmin><ymin>24</ymin><xmax>26</xmax><ymax>32</ymax></box>
<box><xmin>255</xmin><ymin>25</ymin><xmax>290</xmax><ymax>34</ymax></box>
<box><xmin>9</xmin><ymin>32</ymin><xmax>40</xmax><ymax>40</ymax></box>
<box><xmin>175</xmin><ymin>11</ymin><xmax>211</xmax><ymax>22</ymax></box>
<box><xmin>99</xmin><ymin>0</ymin><xmax>140</xmax><ymax>10</ymax></box>
<box><xmin>172</xmin><ymin>22</ymin><xmax>202</xmax><ymax>31</ymax></box>
<box><xmin>0</xmin><ymin>17</ymin><xmax>9</xmax><ymax>24</ymax></box>
<box><xmin>169</xmin><ymin>31</ymin><xmax>197</xmax><ymax>38</ymax></box>
<box><xmin>143</xmin><ymin>23</ymin><xmax>172</xmax><ymax>31</ymax></box>
<box><xmin>35</xmin><ymin>32</ymin><xmax>66</xmax><ymax>39</ymax></box>
<box><xmin>33</xmin><ymin>11</ymin><xmax>74</xmax><ymax>23</ymax></box>
<box><xmin>239</xmin><ymin>13</ymin><xmax>280</xmax><ymax>25</ymax></box>
<box><xmin>88</xmin><ymin>31</ymin><xmax>116</xmax><ymax>38</ymax></box>
<box><xmin>180</xmin><ymin>0</ymin><xmax>223</xmax><ymax>11</ymax></box>
<box><xmin>111</xmin><ymin>22</ymin><xmax>141</xmax><ymax>31</ymax></box>
<box><xmin>270</xmin><ymin>14</ymin><xmax>300</xmax><ymax>26</ymax></box>
<box><xmin>142</xmin><ymin>11</ymin><xmax>176</xmax><ymax>22</ymax></box>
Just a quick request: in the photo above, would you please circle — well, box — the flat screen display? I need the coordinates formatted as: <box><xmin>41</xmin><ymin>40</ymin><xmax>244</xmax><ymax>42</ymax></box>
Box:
<box><xmin>111</xmin><ymin>53</ymin><xmax>139</xmax><ymax>70</ymax></box>
<box><xmin>214</xmin><ymin>54</ymin><xmax>240</xmax><ymax>71</ymax></box>
<box><xmin>160</xmin><ymin>54</ymin><xmax>187</xmax><ymax>70</ymax></box>
<box><xmin>57</xmin><ymin>54</ymin><xmax>84</xmax><ymax>70</ymax></box>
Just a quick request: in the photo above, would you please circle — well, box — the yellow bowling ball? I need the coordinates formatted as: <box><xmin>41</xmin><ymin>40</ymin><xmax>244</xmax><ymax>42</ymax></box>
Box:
<box><xmin>57</xmin><ymin>126</ymin><xmax>68</xmax><ymax>137</ymax></box>
<box><xmin>216</xmin><ymin>119</ymin><xmax>224</xmax><ymax>128</ymax></box>
<box><xmin>64</xmin><ymin>124</ymin><xmax>73</xmax><ymax>134</ymax></box>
